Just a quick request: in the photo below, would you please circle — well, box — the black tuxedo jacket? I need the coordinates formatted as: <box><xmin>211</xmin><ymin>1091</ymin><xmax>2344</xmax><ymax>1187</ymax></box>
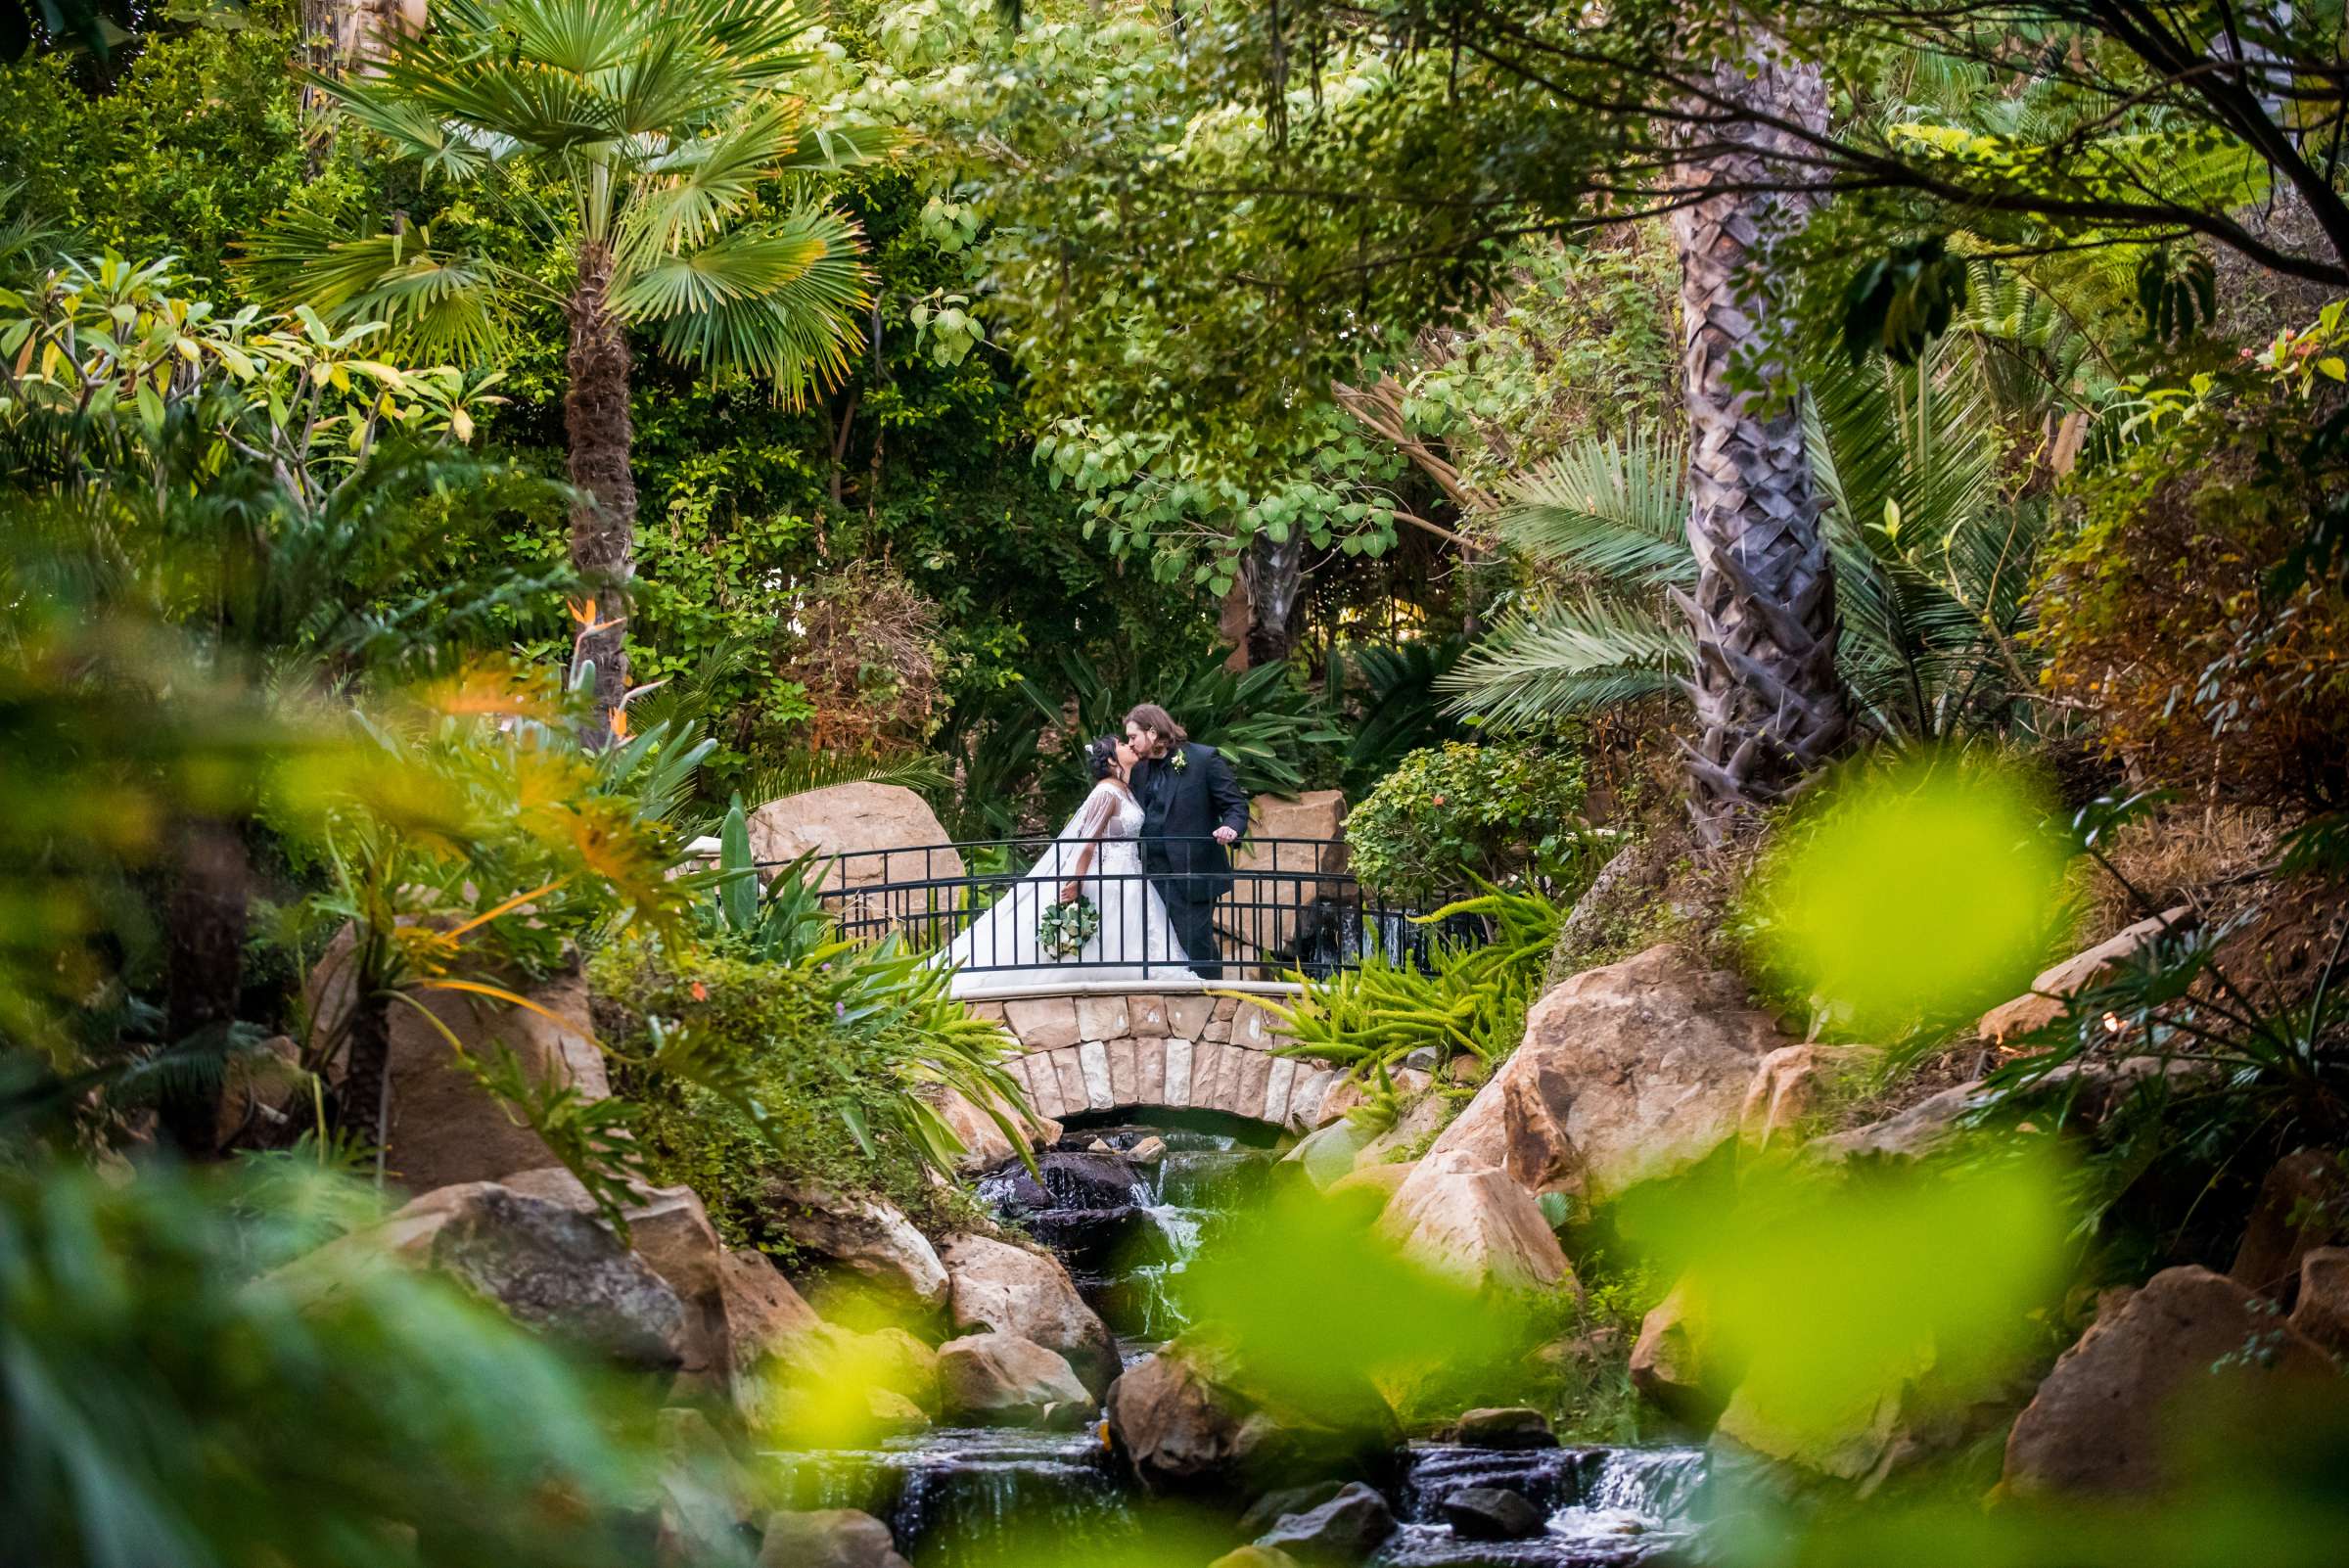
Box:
<box><xmin>1132</xmin><ymin>741</ymin><xmax>1250</xmax><ymax>905</ymax></box>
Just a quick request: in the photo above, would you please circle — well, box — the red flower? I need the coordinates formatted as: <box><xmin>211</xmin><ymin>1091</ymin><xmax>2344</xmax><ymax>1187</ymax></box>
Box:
<box><xmin>690</xmin><ymin>982</ymin><xmax>709</xmax><ymax>1001</ymax></box>
<box><xmin>1431</xmin><ymin>794</ymin><xmax>1447</xmax><ymax>806</ymax></box>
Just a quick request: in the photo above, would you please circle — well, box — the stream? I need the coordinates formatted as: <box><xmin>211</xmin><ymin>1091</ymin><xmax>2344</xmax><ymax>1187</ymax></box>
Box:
<box><xmin>768</xmin><ymin>1120</ymin><xmax>1704</xmax><ymax>1566</ymax></box>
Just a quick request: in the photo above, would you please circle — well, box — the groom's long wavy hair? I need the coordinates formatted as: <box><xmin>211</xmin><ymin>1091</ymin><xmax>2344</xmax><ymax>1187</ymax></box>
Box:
<box><xmin>1123</xmin><ymin>703</ymin><xmax>1187</xmax><ymax>750</ymax></box>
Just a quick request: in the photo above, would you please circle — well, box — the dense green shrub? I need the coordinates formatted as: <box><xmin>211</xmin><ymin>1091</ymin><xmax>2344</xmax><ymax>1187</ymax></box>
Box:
<box><xmin>593</xmin><ymin>923</ymin><xmax>1015</xmax><ymax>1249</ymax></box>
<box><xmin>2035</xmin><ymin>309</ymin><xmax>2349</xmax><ymax>816</ymax></box>
<box><xmin>1346</xmin><ymin>740</ymin><xmax>1589</xmax><ymax>901</ymax></box>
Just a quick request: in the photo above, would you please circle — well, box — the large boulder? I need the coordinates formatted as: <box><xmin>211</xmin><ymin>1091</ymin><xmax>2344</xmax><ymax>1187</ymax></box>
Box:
<box><xmin>271</xmin><ymin>1181</ymin><xmax>685</xmax><ymax>1370</ymax></box>
<box><xmin>1442</xmin><ymin>1486</ymin><xmax>1545</xmax><ymax>1541</ymax></box>
<box><xmin>1251</xmin><ymin>1481</ymin><xmax>1396</xmax><ymax>1566</ymax></box>
<box><xmin>942</xmin><ymin>1233</ymin><xmax>1120</xmax><ymax>1396</ymax></box>
<box><xmin>1977</xmin><ymin>907</ymin><xmax>2191</xmax><ymax>1045</ymax></box>
<box><xmin>503</xmin><ymin>1168</ymin><xmax>732</xmax><ymax>1384</ymax></box>
<box><xmin>2230</xmin><ymin>1149</ymin><xmax>2349</xmax><ymax>1304</ymax></box>
<box><xmin>1630</xmin><ymin>1278</ymin><xmax>1727</xmax><ymax>1421</ymax></box>
<box><xmin>717</xmin><ymin>1248</ymin><xmax>824</xmax><ymax>1418</ymax></box>
<box><xmin>1375</xmin><ymin>1152</ymin><xmax>1575</xmax><ymax>1294</ymax></box>
<box><xmin>1738</xmin><ymin>1044</ymin><xmax>1879</xmax><ymax>1152</ymax></box>
<box><xmin>2002</xmin><ymin>1265</ymin><xmax>2342</xmax><ymax>1498</ymax></box>
<box><xmin>1104</xmin><ymin>1333</ymin><xmax>1401</xmax><ymax>1497</ymax></box>
<box><xmin>306</xmin><ymin>940</ymin><xmax>607</xmax><ymax>1194</ymax></box>
<box><xmin>1420</xmin><ymin>945</ymin><xmax>1792</xmax><ymax>1207</ymax></box>
<box><xmin>1447</xmin><ymin>1407</ymin><xmax>1556</xmax><ymax>1450</ymax></box>
<box><xmin>1229</xmin><ymin>791</ymin><xmax>1350</xmax><ymax>972</ymax></box>
<box><xmin>762</xmin><ymin>1322</ymin><xmax>943</xmax><ymax>1443</ymax></box>
<box><xmin>936</xmin><ymin>1331</ymin><xmax>1092</xmax><ymax>1425</ymax></box>
<box><xmin>763</xmin><ymin>1181</ymin><xmax>949</xmax><ymax>1322</ymax></box>
<box><xmin>1285</xmin><ymin>1120</ymin><xmax>1375</xmax><ymax>1190</ymax></box>
<box><xmin>757</xmin><ymin>1509</ymin><xmax>910</xmax><ymax>1568</ymax></box>
<box><xmin>932</xmin><ymin>1086</ymin><xmax>1057</xmax><ymax>1176</ymax></box>
<box><xmin>745</xmin><ymin>783</ymin><xmax>960</xmax><ymax>895</ymax></box>
<box><xmin>2289</xmin><ymin>1248</ymin><xmax>2349</xmax><ymax>1358</ymax></box>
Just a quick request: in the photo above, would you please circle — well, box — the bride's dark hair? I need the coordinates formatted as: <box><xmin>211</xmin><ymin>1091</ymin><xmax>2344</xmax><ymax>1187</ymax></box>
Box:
<box><xmin>1083</xmin><ymin>735</ymin><xmax>1122</xmax><ymax>782</ymax></box>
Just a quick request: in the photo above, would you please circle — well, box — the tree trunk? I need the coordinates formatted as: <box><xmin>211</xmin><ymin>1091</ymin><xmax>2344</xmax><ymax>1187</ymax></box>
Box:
<box><xmin>566</xmin><ymin>240</ymin><xmax>637</xmax><ymax>730</ymax></box>
<box><xmin>1668</xmin><ymin>41</ymin><xmax>1846</xmax><ymax>843</ymax></box>
<box><xmin>1242</xmin><ymin>531</ymin><xmax>1305</xmax><ymax>668</ymax></box>
<box><xmin>158</xmin><ymin>818</ymin><xmax>249</xmax><ymax>1159</ymax></box>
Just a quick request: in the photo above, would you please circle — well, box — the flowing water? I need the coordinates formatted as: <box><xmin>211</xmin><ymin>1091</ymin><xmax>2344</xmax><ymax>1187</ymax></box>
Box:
<box><xmin>769</xmin><ymin>1120</ymin><xmax>1707</xmax><ymax>1567</ymax></box>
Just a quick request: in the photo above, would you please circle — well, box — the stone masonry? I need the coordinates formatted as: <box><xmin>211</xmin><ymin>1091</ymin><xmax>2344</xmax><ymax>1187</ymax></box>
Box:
<box><xmin>967</xmin><ymin>992</ymin><xmax>1334</xmax><ymax>1132</ymax></box>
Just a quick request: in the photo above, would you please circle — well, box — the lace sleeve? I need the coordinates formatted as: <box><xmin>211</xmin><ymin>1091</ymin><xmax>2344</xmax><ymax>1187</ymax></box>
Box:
<box><xmin>1050</xmin><ymin>783</ymin><xmax>1122</xmax><ymax>885</ymax></box>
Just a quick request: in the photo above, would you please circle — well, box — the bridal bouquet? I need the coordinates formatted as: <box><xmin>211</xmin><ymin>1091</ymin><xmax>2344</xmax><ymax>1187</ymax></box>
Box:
<box><xmin>1036</xmin><ymin>895</ymin><xmax>1100</xmax><ymax>959</ymax></box>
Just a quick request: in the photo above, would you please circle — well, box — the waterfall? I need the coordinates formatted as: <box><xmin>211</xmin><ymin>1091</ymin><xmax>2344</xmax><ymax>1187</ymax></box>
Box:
<box><xmin>770</xmin><ymin>1121</ymin><xmax>1709</xmax><ymax>1568</ymax></box>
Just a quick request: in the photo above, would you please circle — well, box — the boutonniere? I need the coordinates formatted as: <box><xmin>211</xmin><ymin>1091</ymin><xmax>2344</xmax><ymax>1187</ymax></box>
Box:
<box><xmin>1171</xmin><ymin>751</ymin><xmax>1189</xmax><ymax>772</ymax></box>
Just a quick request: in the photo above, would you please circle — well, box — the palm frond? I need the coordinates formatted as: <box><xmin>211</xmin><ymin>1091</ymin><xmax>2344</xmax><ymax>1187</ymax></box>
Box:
<box><xmin>621</xmin><ymin>96</ymin><xmax>806</xmax><ymax>261</ymax></box>
<box><xmin>624</xmin><ymin>208</ymin><xmax>868</xmax><ymax>402</ymax></box>
<box><xmin>1440</xmin><ymin>590</ymin><xmax>1690</xmax><ymax>728</ymax></box>
<box><xmin>1500</xmin><ymin>430</ymin><xmax>1693</xmax><ymax>586</ymax></box>
<box><xmin>237</xmin><ymin>217</ymin><xmax>510</xmax><ymax>367</ymax></box>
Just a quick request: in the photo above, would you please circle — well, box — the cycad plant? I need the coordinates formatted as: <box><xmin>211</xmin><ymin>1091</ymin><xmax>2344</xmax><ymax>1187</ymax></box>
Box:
<box><xmin>1448</xmin><ymin>335</ymin><xmax>2047</xmax><ymax>746</ymax></box>
<box><xmin>245</xmin><ymin>0</ymin><xmax>883</xmax><ymax>726</ymax></box>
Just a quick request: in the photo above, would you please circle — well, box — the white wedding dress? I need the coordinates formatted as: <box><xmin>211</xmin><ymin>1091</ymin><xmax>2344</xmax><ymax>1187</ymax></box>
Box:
<box><xmin>935</xmin><ymin>780</ymin><xmax>1194</xmax><ymax>997</ymax></box>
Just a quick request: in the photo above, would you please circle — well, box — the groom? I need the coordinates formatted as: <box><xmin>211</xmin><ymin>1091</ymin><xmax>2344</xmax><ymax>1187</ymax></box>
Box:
<box><xmin>1125</xmin><ymin>702</ymin><xmax>1250</xmax><ymax>980</ymax></box>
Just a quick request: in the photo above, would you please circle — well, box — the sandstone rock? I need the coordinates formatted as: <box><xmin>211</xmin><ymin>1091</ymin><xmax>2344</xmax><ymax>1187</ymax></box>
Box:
<box><xmin>1211</xmin><ymin>1550</ymin><xmax>1304</xmax><ymax>1568</ymax></box>
<box><xmin>1422</xmin><ymin>945</ymin><xmax>1792</xmax><ymax>1206</ymax></box>
<box><xmin>1738</xmin><ymin>1044</ymin><xmax>1879</xmax><ymax>1151</ymax></box>
<box><xmin>1447</xmin><ymin>1407</ymin><xmax>1556</xmax><ymax>1450</ymax></box>
<box><xmin>1286</xmin><ymin>1120</ymin><xmax>1375</xmax><ymax>1189</ymax></box>
<box><xmin>1237</xmin><ymin>1482</ymin><xmax>1349</xmax><ymax>1542</ymax></box>
<box><xmin>1808</xmin><ymin>1081</ymin><xmax>1992</xmax><ymax>1164</ymax></box>
<box><xmin>1104</xmin><ymin>1333</ymin><xmax>1400</xmax><ymax>1496</ymax></box>
<box><xmin>2288</xmin><ymin>1248</ymin><xmax>2349</xmax><ymax>1358</ymax></box>
<box><xmin>618</xmin><ymin>1183</ymin><xmax>729</xmax><ymax>1382</ymax></box>
<box><xmin>2231</xmin><ymin>1150</ymin><xmax>2349</xmax><ymax>1304</ymax></box>
<box><xmin>745</xmin><ymin>783</ymin><xmax>959</xmax><ymax>894</ymax></box>
<box><xmin>1129</xmin><ymin>1135</ymin><xmax>1169</xmax><ymax>1163</ymax></box>
<box><xmin>272</xmin><ymin>1181</ymin><xmax>685</xmax><ymax>1370</ymax></box>
<box><xmin>1325</xmin><ymin>1161</ymin><xmax>1415</xmax><ymax>1213</ymax></box>
<box><xmin>943</xmin><ymin>1233</ymin><xmax>1120</xmax><ymax>1396</ymax></box>
<box><xmin>1442</xmin><ymin>1486</ymin><xmax>1545</xmax><ymax>1541</ymax></box>
<box><xmin>1977</xmin><ymin>907</ymin><xmax>2192</xmax><ymax>1044</ymax></box>
<box><xmin>1230</xmin><ymin>792</ymin><xmax>1350</xmax><ymax>969</ymax></box>
<box><xmin>306</xmin><ymin>941</ymin><xmax>607</xmax><ymax>1193</ymax></box>
<box><xmin>1352</xmin><ymin>1093</ymin><xmax>1451</xmax><ymax>1170</ymax></box>
<box><xmin>937</xmin><ymin>1331</ymin><xmax>1092</xmax><ymax>1425</ymax></box>
<box><xmin>2003</xmin><ymin>1265</ymin><xmax>2342</xmax><ymax>1497</ymax></box>
<box><xmin>931</xmin><ymin>1085</ymin><xmax>1055</xmax><ymax>1176</ymax></box>
<box><xmin>757</xmin><ymin>1508</ymin><xmax>910</xmax><ymax>1568</ymax></box>
<box><xmin>1252</xmin><ymin>1481</ymin><xmax>1395</xmax><ymax>1566</ymax></box>
<box><xmin>652</xmin><ymin>1407</ymin><xmax>748</xmax><ymax>1568</ymax></box>
<box><xmin>1376</xmin><ymin>1152</ymin><xmax>1575</xmax><ymax>1294</ymax></box>
<box><xmin>214</xmin><ymin>1033</ymin><xmax>301</xmax><ymax>1149</ymax></box>
<box><xmin>764</xmin><ymin>1181</ymin><xmax>948</xmax><ymax>1320</ymax></box>
<box><xmin>1630</xmin><ymin>1278</ymin><xmax>1725</xmax><ymax>1420</ymax></box>
<box><xmin>765</xmin><ymin>1323</ymin><xmax>943</xmax><ymax>1431</ymax></box>
<box><xmin>717</xmin><ymin>1249</ymin><xmax>823</xmax><ymax>1416</ymax></box>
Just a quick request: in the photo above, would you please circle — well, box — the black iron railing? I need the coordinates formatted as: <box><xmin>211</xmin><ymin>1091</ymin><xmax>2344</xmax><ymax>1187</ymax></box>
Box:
<box><xmin>771</xmin><ymin>836</ymin><xmax>1482</xmax><ymax>983</ymax></box>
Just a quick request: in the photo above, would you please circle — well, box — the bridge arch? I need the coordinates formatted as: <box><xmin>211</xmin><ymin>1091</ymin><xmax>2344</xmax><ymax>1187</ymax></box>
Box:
<box><xmin>967</xmin><ymin>981</ymin><xmax>1359</xmax><ymax>1133</ymax></box>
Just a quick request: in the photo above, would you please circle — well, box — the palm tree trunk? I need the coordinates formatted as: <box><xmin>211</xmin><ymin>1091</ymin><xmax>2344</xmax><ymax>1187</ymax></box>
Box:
<box><xmin>566</xmin><ymin>240</ymin><xmax>636</xmax><ymax>730</ymax></box>
<box><xmin>1668</xmin><ymin>41</ymin><xmax>1846</xmax><ymax>843</ymax></box>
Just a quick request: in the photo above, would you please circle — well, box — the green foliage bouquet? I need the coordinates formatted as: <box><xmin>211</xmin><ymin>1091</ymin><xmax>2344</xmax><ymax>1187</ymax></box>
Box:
<box><xmin>1036</xmin><ymin>895</ymin><xmax>1100</xmax><ymax>960</ymax></box>
<box><xmin>1347</xmin><ymin>741</ymin><xmax>1590</xmax><ymax>902</ymax></box>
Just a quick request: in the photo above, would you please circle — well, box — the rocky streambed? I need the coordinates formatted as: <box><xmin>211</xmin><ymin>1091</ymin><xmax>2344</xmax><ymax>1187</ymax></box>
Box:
<box><xmin>769</xmin><ymin>1122</ymin><xmax>1705</xmax><ymax>1567</ymax></box>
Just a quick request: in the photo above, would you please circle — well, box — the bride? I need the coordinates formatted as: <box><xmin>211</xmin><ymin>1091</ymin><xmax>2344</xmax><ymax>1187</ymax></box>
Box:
<box><xmin>935</xmin><ymin>735</ymin><xmax>1194</xmax><ymax>997</ymax></box>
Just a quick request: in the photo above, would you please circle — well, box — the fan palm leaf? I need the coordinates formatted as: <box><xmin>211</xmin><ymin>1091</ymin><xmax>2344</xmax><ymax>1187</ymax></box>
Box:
<box><xmin>1499</xmin><ymin>430</ymin><xmax>1693</xmax><ymax>585</ymax></box>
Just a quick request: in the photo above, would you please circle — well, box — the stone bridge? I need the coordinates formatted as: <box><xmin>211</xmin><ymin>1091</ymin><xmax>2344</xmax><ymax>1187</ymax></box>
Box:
<box><xmin>967</xmin><ymin>982</ymin><xmax>1360</xmax><ymax>1133</ymax></box>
